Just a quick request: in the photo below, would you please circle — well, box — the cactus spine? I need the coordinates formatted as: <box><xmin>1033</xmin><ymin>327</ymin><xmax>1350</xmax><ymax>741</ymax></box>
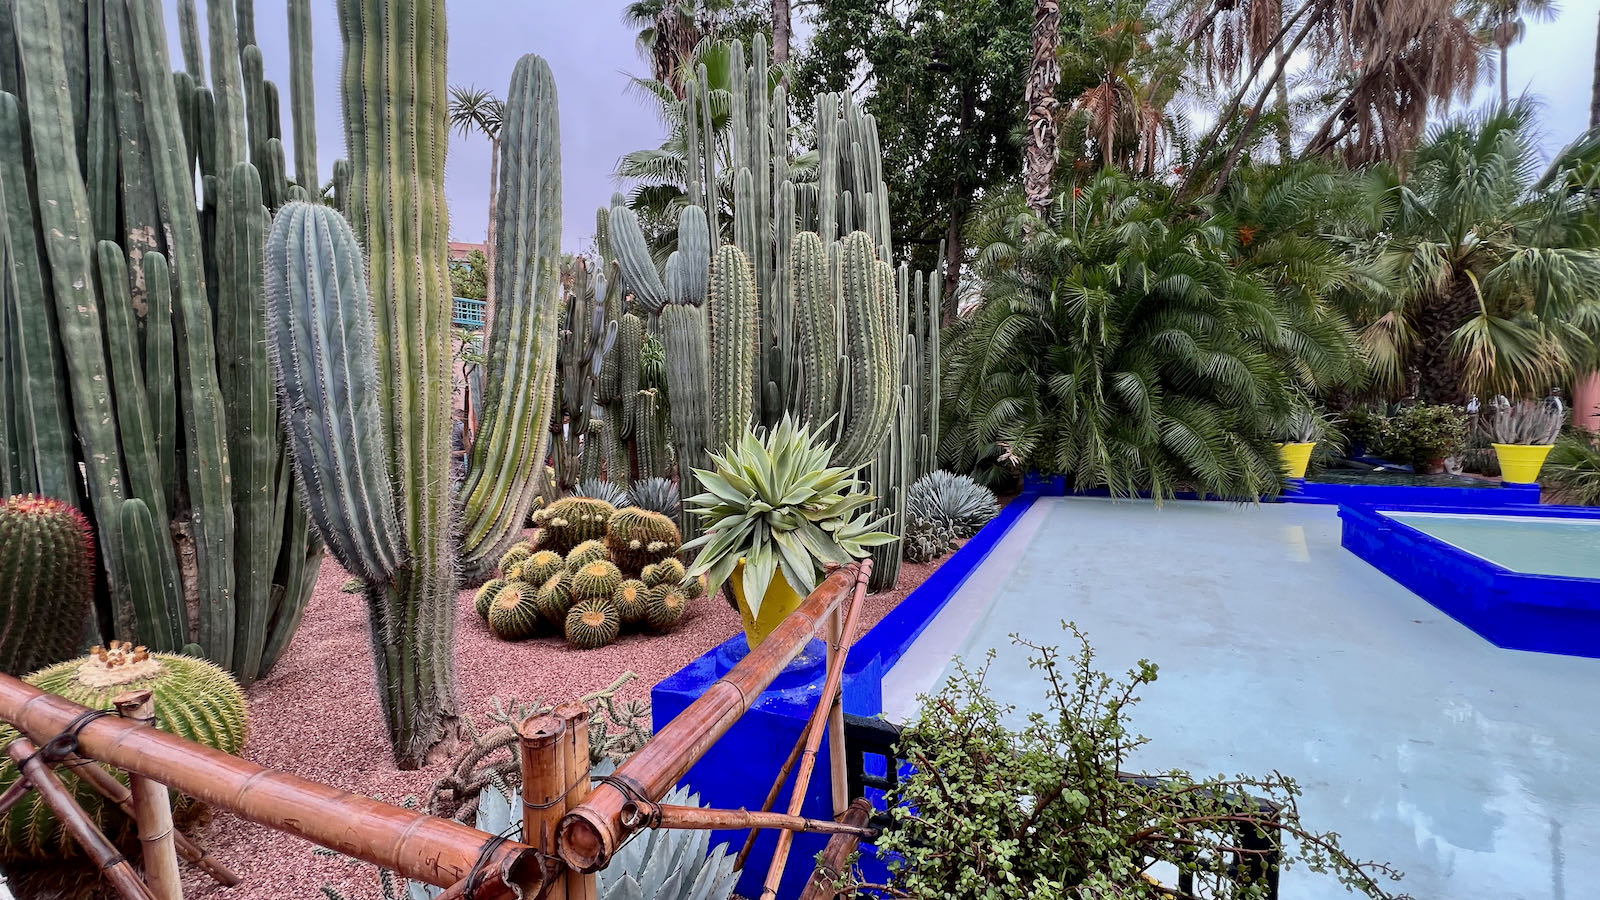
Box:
<box><xmin>0</xmin><ymin>496</ymin><xmax>95</xmax><ymax>675</ymax></box>
<box><xmin>336</xmin><ymin>0</ymin><xmax>461</xmax><ymax>766</ymax></box>
<box><xmin>458</xmin><ymin>54</ymin><xmax>563</xmax><ymax>581</ymax></box>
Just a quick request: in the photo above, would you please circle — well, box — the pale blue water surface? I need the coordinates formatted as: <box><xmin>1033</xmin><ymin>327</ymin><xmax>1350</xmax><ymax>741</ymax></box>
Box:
<box><xmin>884</xmin><ymin>497</ymin><xmax>1600</xmax><ymax>900</ymax></box>
<box><xmin>1386</xmin><ymin>511</ymin><xmax>1600</xmax><ymax>579</ymax></box>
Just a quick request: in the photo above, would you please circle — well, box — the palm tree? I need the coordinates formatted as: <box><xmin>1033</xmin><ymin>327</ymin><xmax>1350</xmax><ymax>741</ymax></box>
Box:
<box><xmin>1064</xmin><ymin>15</ymin><xmax>1182</xmax><ymax>176</ymax></box>
<box><xmin>943</xmin><ymin>171</ymin><xmax>1363</xmax><ymax>499</ymax></box>
<box><xmin>1022</xmin><ymin>0</ymin><xmax>1062</xmax><ymax>216</ymax></box>
<box><xmin>448</xmin><ymin>85</ymin><xmax>505</xmax><ymax>303</ymax></box>
<box><xmin>1472</xmin><ymin>0</ymin><xmax>1558</xmax><ymax>109</ymax></box>
<box><xmin>624</xmin><ymin>0</ymin><xmax>702</xmax><ymax>97</ymax></box>
<box><xmin>1354</xmin><ymin>104</ymin><xmax>1600</xmax><ymax>405</ymax></box>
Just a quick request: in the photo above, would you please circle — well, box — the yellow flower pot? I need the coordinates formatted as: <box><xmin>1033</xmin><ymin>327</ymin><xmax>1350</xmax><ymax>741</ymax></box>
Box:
<box><xmin>1492</xmin><ymin>443</ymin><xmax>1555</xmax><ymax>485</ymax></box>
<box><xmin>729</xmin><ymin>560</ymin><xmax>805</xmax><ymax>649</ymax></box>
<box><xmin>1276</xmin><ymin>441</ymin><xmax>1316</xmax><ymax>480</ymax></box>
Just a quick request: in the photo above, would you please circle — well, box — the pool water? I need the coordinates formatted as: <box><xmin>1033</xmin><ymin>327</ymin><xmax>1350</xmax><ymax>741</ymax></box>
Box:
<box><xmin>883</xmin><ymin>496</ymin><xmax>1600</xmax><ymax>900</ymax></box>
<box><xmin>1385</xmin><ymin>512</ymin><xmax>1600</xmax><ymax>579</ymax></box>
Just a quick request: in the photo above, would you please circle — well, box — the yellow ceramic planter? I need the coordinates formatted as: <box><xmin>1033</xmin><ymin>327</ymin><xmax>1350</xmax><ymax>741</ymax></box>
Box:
<box><xmin>729</xmin><ymin>561</ymin><xmax>805</xmax><ymax>648</ymax></box>
<box><xmin>1492</xmin><ymin>443</ymin><xmax>1554</xmax><ymax>485</ymax></box>
<box><xmin>1276</xmin><ymin>441</ymin><xmax>1316</xmax><ymax>480</ymax></box>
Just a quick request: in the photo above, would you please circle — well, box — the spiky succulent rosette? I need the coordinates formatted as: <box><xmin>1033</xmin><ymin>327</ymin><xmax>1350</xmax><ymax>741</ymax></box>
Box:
<box><xmin>565</xmin><ymin>598</ymin><xmax>620</xmax><ymax>649</ymax></box>
<box><xmin>0</xmin><ymin>646</ymin><xmax>247</xmax><ymax>860</ymax></box>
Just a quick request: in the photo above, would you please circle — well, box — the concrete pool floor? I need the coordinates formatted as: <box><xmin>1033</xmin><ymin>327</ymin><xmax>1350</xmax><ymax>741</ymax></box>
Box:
<box><xmin>883</xmin><ymin>496</ymin><xmax>1599</xmax><ymax>900</ymax></box>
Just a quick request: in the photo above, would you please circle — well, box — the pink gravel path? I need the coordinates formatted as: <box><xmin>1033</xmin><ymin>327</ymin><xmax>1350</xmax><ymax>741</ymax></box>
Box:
<box><xmin>176</xmin><ymin>548</ymin><xmax>950</xmax><ymax>899</ymax></box>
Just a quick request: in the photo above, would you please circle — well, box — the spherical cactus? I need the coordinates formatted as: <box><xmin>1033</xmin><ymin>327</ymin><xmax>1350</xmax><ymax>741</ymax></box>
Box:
<box><xmin>613</xmin><ymin>580</ymin><xmax>650</xmax><ymax>627</ymax></box>
<box><xmin>0</xmin><ymin>495</ymin><xmax>96</xmax><ymax>676</ymax></box>
<box><xmin>570</xmin><ymin>559</ymin><xmax>623</xmax><ymax>601</ymax></box>
<box><xmin>565</xmin><ymin>539</ymin><xmax>610</xmax><ymax>571</ymax></box>
<box><xmin>683</xmin><ymin>572</ymin><xmax>709</xmax><ymax>600</ymax></box>
<box><xmin>487</xmin><ymin>581</ymin><xmax>542</xmax><ymax>641</ymax></box>
<box><xmin>474</xmin><ymin>578</ymin><xmax>508</xmax><ymax>620</ymax></box>
<box><xmin>498</xmin><ymin>543</ymin><xmax>534</xmax><ymax>576</ymax></box>
<box><xmin>0</xmin><ymin>645</ymin><xmax>247</xmax><ymax>860</ymax></box>
<box><xmin>523</xmin><ymin>550</ymin><xmax>566</xmax><ymax>588</ymax></box>
<box><xmin>532</xmin><ymin>497</ymin><xmax>616</xmax><ymax>553</ymax></box>
<box><xmin>534</xmin><ymin>572</ymin><xmax>575</xmax><ymax>628</ymax></box>
<box><xmin>565</xmin><ymin>598</ymin><xmax>620</xmax><ymax>649</ymax></box>
<box><xmin>604</xmin><ymin>507</ymin><xmax>681</xmax><ymax>573</ymax></box>
<box><xmin>641</xmin><ymin>557</ymin><xmax>687</xmax><ymax>589</ymax></box>
<box><xmin>646</xmin><ymin>585</ymin><xmax>690</xmax><ymax>632</ymax></box>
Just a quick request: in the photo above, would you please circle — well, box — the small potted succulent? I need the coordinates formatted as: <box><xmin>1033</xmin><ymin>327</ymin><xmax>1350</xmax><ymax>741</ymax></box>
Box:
<box><xmin>684</xmin><ymin>417</ymin><xmax>893</xmax><ymax>648</ymax></box>
<box><xmin>1274</xmin><ymin>407</ymin><xmax>1323</xmax><ymax>481</ymax></box>
<box><xmin>1488</xmin><ymin>396</ymin><xmax>1565</xmax><ymax>484</ymax></box>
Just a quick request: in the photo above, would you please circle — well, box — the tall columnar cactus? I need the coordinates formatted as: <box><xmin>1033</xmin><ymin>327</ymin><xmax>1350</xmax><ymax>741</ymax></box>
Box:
<box><xmin>553</xmin><ymin>262</ymin><xmax>617</xmax><ymax>492</ymax></box>
<box><xmin>660</xmin><ymin>304</ymin><xmax>710</xmax><ymax>539</ymax></box>
<box><xmin>458</xmin><ymin>54</ymin><xmax>563</xmax><ymax>582</ymax></box>
<box><xmin>707</xmin><ymin>244</ymin><xmax>759</xmax><ymax>456</ymax></box>
<box><xmin>0</xmin><ymin>495</ymin><xmax>95</xmax><ymax>676</ymax></box>
<box><xmin>635</xmin><ymin>390</ymin><xmax>671</xmax><ymax>480</ymax></box>
<box><xmin>830</xmin><ymin>231</ymin><xmax>899</xmax><ymax>468</ymax></box>
<box><xmin>336</xmin><ymin>0</ymin><xmax>461</xmax><ymax>767</ymax></box>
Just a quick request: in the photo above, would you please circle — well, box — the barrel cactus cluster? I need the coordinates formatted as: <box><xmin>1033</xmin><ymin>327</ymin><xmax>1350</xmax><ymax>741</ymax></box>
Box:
<box><xmin>0</xmin><ymin>496</ymin><xmax>96</xmax><ymax>676</ymax></box>
<box><xmin>0</xmin><ymin>0</ymin><xmax>324</xmax><ymax>684</ymax></box>
<box><xmin>599</xmin><ymin>36</ymin><xmax>943</xmax><ymax>589</ymax></box>
<box><xmin>476</xmin><ymin>502</ymin><xmax>702</xmax><ymax>650</ymax></box>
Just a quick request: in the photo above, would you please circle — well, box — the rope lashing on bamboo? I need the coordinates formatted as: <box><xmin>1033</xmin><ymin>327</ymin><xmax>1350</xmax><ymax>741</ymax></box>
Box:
<box><xmin>26</xmin><ymin>707</ymin><xmax>117</xmax><ymax>765</ymax></box>
<box><xmin>600</xmin><ymin>772</ymin><xmax>662</xmax><ymax>829</ymax></box>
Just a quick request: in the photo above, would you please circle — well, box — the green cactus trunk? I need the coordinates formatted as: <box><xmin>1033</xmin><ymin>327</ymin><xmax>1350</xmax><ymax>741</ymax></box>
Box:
<box><xmin>458</xmin><ymin>54</ymin><xmax>563</xmax><ymax>583</ymax></box>
<box><xmin>707</xmin><ymin>244</ymin><xmax>759</xmax><ymax>457</ymax></box>
<box><xmin>338</xmin><ymin>0</ymin><xmax>462</xmax><ymax>768</ymax></box>
<box><xmin>660</xmin><ymin>305</ymin><xmax>710</xmax><ymax>540</ymax></box>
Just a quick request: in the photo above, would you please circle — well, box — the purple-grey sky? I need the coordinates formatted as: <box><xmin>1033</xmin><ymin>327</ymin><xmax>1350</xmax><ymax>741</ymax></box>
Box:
<box><xmin>166</xmin><ymin>1</ymin><xmax>1600</xmax><ymax>253</ymax></box>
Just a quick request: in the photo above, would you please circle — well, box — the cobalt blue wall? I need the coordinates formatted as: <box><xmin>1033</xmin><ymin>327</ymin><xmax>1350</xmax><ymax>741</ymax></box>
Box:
<box><xmin>1340</xmin><ymin>503</ymin><xmax>1600</xmax><ymax>658</ymax></box>
<box><xmin>1284</xmin><ymin>480</ymin><xmax>1541</xmax><ymax>507</ymax></box>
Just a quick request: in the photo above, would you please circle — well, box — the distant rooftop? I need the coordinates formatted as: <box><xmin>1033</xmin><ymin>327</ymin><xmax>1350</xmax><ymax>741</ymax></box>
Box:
<box><xmin>448</xmin><ymin>240</ymin><xmax>486</xmax><ymax>261</ymax></box>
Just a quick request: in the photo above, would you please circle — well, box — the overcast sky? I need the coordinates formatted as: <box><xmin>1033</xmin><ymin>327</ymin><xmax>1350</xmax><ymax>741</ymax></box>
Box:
<box><xmin>167</xmin><ymin>0</ymin><xmax>1600</xmax><ymax>252</ymax></box>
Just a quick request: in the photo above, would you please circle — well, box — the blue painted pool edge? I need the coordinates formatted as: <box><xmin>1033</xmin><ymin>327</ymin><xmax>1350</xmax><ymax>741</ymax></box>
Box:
<box><xmin>1284</xmin><ymin>479</ymin><xmax>1541</xmax><ymax>507</ymax></box>
<box><xmin>651</xmin><ymin>487</ymin><xmax>1052</xmax><ymax>898</ymax></box>
<box><xmin>1339</xmin><ymin>503</ymin><xmax>1600</xmax><ymax>658</ymax></box>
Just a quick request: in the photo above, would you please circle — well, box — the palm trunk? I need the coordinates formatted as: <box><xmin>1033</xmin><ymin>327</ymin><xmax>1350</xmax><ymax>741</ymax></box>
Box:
<box><xmin>1022</xmin><ymin>0</ymin><xmax>1061</xmax><ymax>217</ymax></box>
<box><xmin>1273</xmin><ymin>44</ymin><xmax>1291</xmax><ymax>157</ymax></box>
<box><xmin>1591</xmin><ymin>11</ymin><xmax>1600</xmax><ymax>128</ymax></box>
<box><xmin>1413</xmin><ymin>272</ymin><xmax>1477</xmax><ymax>406</ymax></box>
<box><xmin>773</xmin><ymin>0</ymin><xmax>791</xmax><ymax>65</ymax></box>
<box><xmin>943</xmin><ymin>84</ymin><xmax>977</xmax><ymax>320</ymax></box>
<box><xmin>1499</xmin><ymin>41</ymin><xmax>1510</xmax><ymax>110</ymax></box>
<box><xmin>484</xmin><ymin>136</ymin><xmax>500</xmax><ymax>316</ymax></box>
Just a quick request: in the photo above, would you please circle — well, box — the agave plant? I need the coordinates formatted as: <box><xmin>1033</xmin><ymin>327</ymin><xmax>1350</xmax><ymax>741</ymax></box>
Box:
<box><xmin>630</xmin><ymin>478</ymin><xmax>682</xmax><ymax>518</ymax></box>
<box><xmin>406</xmin><ymin>777</ymin><xmax>739</xmax><ymax>900</ymax></box>
<box><xmin>1486</xmin><ymin>397</ymin><xmax>1565</xmax><ymax>445</ymax></box>
<box><xmin>905</xmin><ymin>471</ymin><xmax>999</xmax><ymax>539</ymax></box>
<box><xmin>684</xmin><ymin>417</ymin><xmax>894</xmax><ymax>617</ymax></box>
<box><xmin>576</xmin><ymin>478</ymin><xmax>634</xmax><ymax>509</ymax></box>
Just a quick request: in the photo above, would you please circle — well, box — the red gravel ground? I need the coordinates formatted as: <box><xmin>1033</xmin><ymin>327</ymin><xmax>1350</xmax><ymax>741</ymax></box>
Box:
<box><xmin>177</xmin><ymin>549</ymin><xmax>951</xmax><ymax>899</ymax></box>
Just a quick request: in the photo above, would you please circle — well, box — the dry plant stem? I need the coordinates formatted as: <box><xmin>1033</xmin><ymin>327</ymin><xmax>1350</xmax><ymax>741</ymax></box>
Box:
<box><xmin>634</xmin><ymin>803</ymin><xmax>877</xmax><ymax>838</ymax></box>
<box><xmin>798</xmin><ymin>797</ymin><xmax>875</xmax><ymax>900</ymax></box>
<box><xmin>62</xmin><ymin>752</ymin><xmax>240</xmax><ymax>886</ymax></box>
<box><xmin>827</xmin><ymin>605</ymin><xmax>849</xmax><ymax>816</ymax></box>
<box><xmin>7</xmin><ymin>737</ymin><xmax>159</xmax><ymax>900</ymax></box>
<box><xmin>0</xmin><ymin>674</ymin><xmax>543</xmax><ymax>889</ymax></box>
<box><xmin>556</xmin><ymin>702</ymin><xmax>596</xmax><ymax>900</ymax></box>
<box><xmin>114</xmin><ymin>690</ymin><xmax>182</xmax><ymax>900</ymax></box>
<box><xmin>558</xmin><ymin>565</ymin><xmax>861</xmax><ymax>872</ymax></box>
<box><xmin>733</xmin><ymin>723</ymin><xmax>810</xmax><ymax>871</ymax></box>
<box><xmin>760</xmin><ymin>560</ymin><xmax>873</xmax><ymax>900</ymax></box>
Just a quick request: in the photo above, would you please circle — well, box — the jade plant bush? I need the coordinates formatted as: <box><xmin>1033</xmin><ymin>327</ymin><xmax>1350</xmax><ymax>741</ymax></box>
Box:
<box><xmin>855</xmin><ymin>624</ymin><xmax>1406</xmax><ymax>900</ymax></box>
<box><xmin>1375</xmin><ymin>403</ymin><xmax>1468</xmax><ymax>469</ymax></box>
<box><xmin>684</xmin><ymin>417</ymin><xmax>894</xmax><ymax>615</ymax></box>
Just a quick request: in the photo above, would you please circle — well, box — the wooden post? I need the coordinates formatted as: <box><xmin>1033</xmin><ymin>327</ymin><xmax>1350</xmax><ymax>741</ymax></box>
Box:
<box><xmin>760</xmin><ymin>561</ymin><xmax>872</xmax><ymax>900</ymax></box>
<box><xmin>6</xmin><ymin>737</ymin><xmax>159</xmax><ymax>900</ymax></box>
<box><xmin>643</xmin><ymin>804</ymin><xmax>876</xmax><ymax>838</ymax></box>
<box><xmin>64</xmin><ymin>752</ymin><xmax>240</xmax><ymax>886</ymax></box>
<box><xmin>519</xmin><ymin>714</ymin><xmax>568</xmax><ymax>900</ymax></box>
<box><xmin>826</xmin><ymin>607</ymin><xmax>849</xmax><ymax>818</ymax></box>
<box><xmin>558</xmin><ymin>564</ymin><xmax>860</xmax><ymax>872</ymax></box>
<box><xmin>114</xmin><ymin>690</ymin><xmax>182</xmax><ymax>900</ymax></box>
<box><xmin>555</xmin><ymin>702</ymin><xmax>596</xmax><ymax>900</ymax></box>
<box><xmin>797</xmin><ymin>798</ymin><xmax>875</xmax><ymax>900</ymax></box>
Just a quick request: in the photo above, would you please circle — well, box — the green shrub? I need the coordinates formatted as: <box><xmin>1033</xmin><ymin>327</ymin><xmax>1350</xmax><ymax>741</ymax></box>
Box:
<box><xmin>1374</xmin><ymin>403</ymin><xmax>1467</xmax><ymax>466</ymax></box>
<box><xmin>1545</xmin><ymin>432</ymin><xmax>1600</xmax><ymax>506</ymax></box>
<box><xmin>861</xmin><ymin>624</ymin><xmax>1405</xmax><ymax>900</ymax></box>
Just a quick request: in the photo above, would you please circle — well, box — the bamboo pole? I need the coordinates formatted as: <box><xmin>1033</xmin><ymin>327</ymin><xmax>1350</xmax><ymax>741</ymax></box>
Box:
<box><xmin>556</xmin><ymin>702</ymin><xmax>596</xmax><ymax>900</ymax></box>
<box><xmin>558</xmin><ymin>564</ymin><xmax>861</xmax><ymax>872</ymax></box>
<box><xmin>733</xmin><ymin>722</ymin><xmax>810</xmax><ymax>870</ymax></box>
<box><xmin>797</xmin><ymin>798</ymin><xmax>875</xmax><ymax>900</ymax></box>
<box><xmin>639</xmin><ymin>803</ymin><xmax>877</xmax><ymax>839</ymax></box>
<box><xmin>7</xmin><ymin>737</ymin><xmax>159</xmax><ymax>900</ymax></box>
<box><xmin>0</xmin><ymin>777</ymin><xmax>33</xmax><ymax>816</ymax></box>
<box><xmin>760</xmin><ymin>560</ymin><xmax>872</xmax><ymax>900</ymax></box>
<box><xmin>826</xmin><ymin>606</ymin><xmax>849</xmax><ymax>817</ymax></box>
<box><xmin>64</xmin><ymin>752</ymin><xmax>240</xmax><ymax>886</ymax></box>
<box><xmin>0</xmin><ymin>675</ymin><xmax>543</xmax><ymax>890</ymax></box>
<box><xmin>520</xmin><ymin>714</ymin><xmax>567</xmax><ymax>900</ymax></box>
<box><xmin>114</xmin><ymin>690</ymin><xmax>182</xmax><ymax>900</ymax></box>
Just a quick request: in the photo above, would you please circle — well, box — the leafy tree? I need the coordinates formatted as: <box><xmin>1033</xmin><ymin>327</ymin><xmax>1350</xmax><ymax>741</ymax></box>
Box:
<box><xmin>796</xmin><ymin>0</ymin><xmax>1064</xmax><ymax>310</ymax></box>
<box><xmin>942</xmin><ymin>170</ymin><xmax>1364</xmax><ymax>500</ymax></box>
<box><xmin>1352</xmin><ymin>104</ymin><xmax>1600</xmax><ymax>404</ymax></box>
<box><xmin>450</xmin><ymin>249</ymin><xmax>489</xmax><ymax>301</ymax></box>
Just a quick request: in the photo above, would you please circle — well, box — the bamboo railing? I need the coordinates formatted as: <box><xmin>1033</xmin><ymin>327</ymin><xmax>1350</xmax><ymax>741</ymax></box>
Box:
<box><xmin>0</xmin><ymin>559</ymin><xmax>879</xmax><ymax>900</ymax></box>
